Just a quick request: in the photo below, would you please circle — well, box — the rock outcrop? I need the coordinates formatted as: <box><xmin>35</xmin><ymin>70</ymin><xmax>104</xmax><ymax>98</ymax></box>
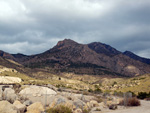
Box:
<box><xmin>0</xmin><ymin>76</ymin><xmax>21</xmax><ymax>84</ymax></box>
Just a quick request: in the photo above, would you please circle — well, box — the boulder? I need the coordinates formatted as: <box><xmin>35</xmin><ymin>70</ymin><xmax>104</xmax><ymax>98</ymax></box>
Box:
<box><xmin>90</xmin><ymin>100</ymin><xmax>99</xmax><ymax>107</ymax></box>
<box><xmin>0</xmin><ymin>101</ymin><xmax>18</xmax><ymax>113</ymax></box>
<box><xmin>49</xmin><ymin>95</ymin><xmax>76</xmax><ymax>110</ymax></box>
<box><xmin>27</xmin><ymin>102</ymin><xmax>44</xmax><ymax>113</ymax></box>
<box><xmin>49</xmin><ymin>95</ymin><xmax>67</xmax><ymax>108</ymax></box>
<box><xmin>109</xmin><ymin>104</ymin><xmax>117</xmax><ymax>110</ymax></box>
<box><xmin>13</xmin><ymin>100</ymin><xmax>26</xmax><ymax>113</ymax></box>
<box><xmin>3</xmin><ymin>88</ymin><xmax>17</xmax><ymax>103</ymax></box>
<box><xmin>23</xmin><ymin>100</ymin><xmax>33</xmax><ymax>106</ymax></box>
<box><xmin>73</xmin><ymin>99</ymin><xmax>86</xmax><ymax>109</ymax></box>
<box><xmin>86</xmin><ymin>100</ymin><xmax>99</xmax><ymax>109</ymax></box>
<box><xmin>19</xmin><ymin>85</ymin><xmax>57</xmax><ymax>96</ymax></box>
<box><xmin>19</xmin><ymin>85</ymin><xmax>57</xmax><ymax>106</ymax></box>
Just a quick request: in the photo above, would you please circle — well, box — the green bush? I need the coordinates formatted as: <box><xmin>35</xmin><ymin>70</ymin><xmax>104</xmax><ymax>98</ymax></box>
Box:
<box><xmin>137</xmin><ymin>92</ymin><xmax>150</xmax><ymax>99</ymax></box>
<box><xmin>47</xmin><ymin>105</ymin><xmax>72</xmax><ymax>113</ymax></box>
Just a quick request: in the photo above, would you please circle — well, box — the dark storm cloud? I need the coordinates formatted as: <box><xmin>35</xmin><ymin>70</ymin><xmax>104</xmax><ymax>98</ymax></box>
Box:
<box><xmin>0</xmin><ymin>0</ymin><xmax>150</xmax><ymax>58</ymax></box>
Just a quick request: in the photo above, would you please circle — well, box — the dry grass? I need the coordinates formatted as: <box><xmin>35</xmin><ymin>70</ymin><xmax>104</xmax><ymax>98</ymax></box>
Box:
<box><xmin>47</xmin><ymin>105</ymin><xmax>72</xmax><ymax>113</ymax></box>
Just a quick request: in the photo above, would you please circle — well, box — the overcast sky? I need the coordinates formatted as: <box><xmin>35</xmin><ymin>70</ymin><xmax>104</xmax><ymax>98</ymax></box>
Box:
<box><xmin>0</xmin><ymin>0</ymin><xmax>150</xmax><ymax>58</ymax></box>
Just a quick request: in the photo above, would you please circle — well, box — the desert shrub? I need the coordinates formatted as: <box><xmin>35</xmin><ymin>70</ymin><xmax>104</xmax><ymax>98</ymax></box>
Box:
<box><xmin>47</xmin><ymin>105</ymin><xmax>72</xmax><ymax>113</ymax></box>
<box><xmin>88</xmin><ymin>88</ymin><xmax>102</xmax><ymax>94</ymax></box>
<box><xmin>59</xmin><ymin>77</ymin><xmax>61</xmax><ymax>80</ymax></box>
<box><xmin>145</xmin><ymin>98</ymin><xmax>150</xmax><ymax>101</ymax></box>
<box><xmin>112</xmin><ymin>81</ymin><xmax>117</xmax><ymax>86</ymax></box>
<box><xmin>139</xmin><ymin>77</ymin><xmax>146</xmax><ymax>80</ymax></box>
<box><xmin>119</xmin><ymin>97</ymin><xmax>140</xmax><ymax>106</ymax></box>
<box><xmin>95</xmin><ymin>108</ymin><xmax>101</xmax><ymax>111</ymax></box>
<box><xmin>137</xmin><ymin>92</ymin><xmax>150</xmax><ymax>99</ymax></box>
<box><xmin>88</xmin><ymin>89</ymin><xmax>93</xmax><ymax>92</ymax></box>
<box><xmin>83</xmin><ymin>108</ymin><xmax>90</xmax><ymax>113</ymax></box>
<box><xmin>127</xmin><ymin>97</ymin><xmax>140</xmax><ymax>106</ymax></box>
<box><xmin>94</xmin><ymin>88</ymin><xmax>102</xmax><ymax>94</ymax></box>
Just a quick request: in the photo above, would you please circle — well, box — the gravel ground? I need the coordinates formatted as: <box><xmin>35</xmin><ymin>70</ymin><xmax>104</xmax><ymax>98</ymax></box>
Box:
<box><xmin>106</xmin><ymin>100</ymin><xmax>150</xmax><ymax>113</ymax></box>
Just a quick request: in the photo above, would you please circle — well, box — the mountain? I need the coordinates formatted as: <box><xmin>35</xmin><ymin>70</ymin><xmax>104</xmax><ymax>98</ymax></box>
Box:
<box><xmin>1</xmin><ymin>39</ymin><xmax>150</xmax><ymax>77</ymax></box>
<box><xmin>123</xmin><ymin>51</ymin><xmax>150</xmax><ymax>65</ymax></box>
<box><xmin>18</xmin><ymin>39</ymin><xmax>117</xmax><ymax>76</ymax></box>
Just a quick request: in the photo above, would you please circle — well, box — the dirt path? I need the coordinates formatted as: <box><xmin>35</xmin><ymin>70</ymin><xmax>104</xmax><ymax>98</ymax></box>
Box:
<box><xmin>106</xmin><ymin>100</ymin><xmax>150</xmax><ymax>113</ymax></box>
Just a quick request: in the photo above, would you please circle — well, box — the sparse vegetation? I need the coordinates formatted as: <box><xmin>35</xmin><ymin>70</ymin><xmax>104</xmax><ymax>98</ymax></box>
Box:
<box><xmin>95</xmin><ymin>108</ymin><xmax>101</xmax><ymax>111</ymax></box>
<box><xmin>47</xmin><ymin>105</ymin><xmax>72</xmax><ymax>113</ymax></box>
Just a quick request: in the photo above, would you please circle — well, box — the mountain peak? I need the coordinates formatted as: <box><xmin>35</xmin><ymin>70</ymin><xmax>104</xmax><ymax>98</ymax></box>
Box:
<box><xmin>56</xmin><ymin>39</ymin><xmax>79</xmax><ymax>47</ymax></box>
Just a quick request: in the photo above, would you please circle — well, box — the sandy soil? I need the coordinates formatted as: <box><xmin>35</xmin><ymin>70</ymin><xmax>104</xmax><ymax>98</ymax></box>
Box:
<box><xmin>106</xmin><ymin>100</ymin><xmax>150</xmax><ymax>113</ymax></box>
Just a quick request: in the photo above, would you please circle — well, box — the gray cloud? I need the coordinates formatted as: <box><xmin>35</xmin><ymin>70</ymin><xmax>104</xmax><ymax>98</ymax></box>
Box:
<box><xmin>0</xmin><ymin>0</ymin><xmax>150</xmax><ymax>58</ymax></box>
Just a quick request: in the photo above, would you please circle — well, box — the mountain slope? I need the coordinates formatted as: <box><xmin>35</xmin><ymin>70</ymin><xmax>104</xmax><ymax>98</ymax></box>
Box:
<box><xmin>1</xmin><ymin>39</ymin><xmax>150</xmax><ymax>77</ymax></box>
<box><xmin>123</xmin><ymin>51</ymin><xmax>150</xmax><ymax>65</ymax></box>
<box><xmin>88</xmin><ymin>42</ymin><xmax>121</xmax><ymax>57</ymax></box>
